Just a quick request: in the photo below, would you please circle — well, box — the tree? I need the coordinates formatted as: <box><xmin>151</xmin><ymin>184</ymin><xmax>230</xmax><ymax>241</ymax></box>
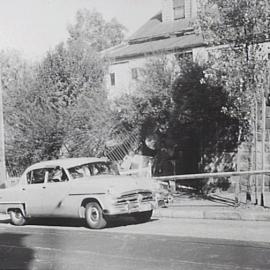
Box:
<box><xmin>0</xmin><ymin>50</ymin><xmax>38</xmax><ymax>175</ymax></box>
<box><xmin>114</xmin><ymin>55</ymin><xmax>243</xmax><ymax>185</ymax></box>
<box><xmin>33</xmin><ymin>42</ymin><xmax>112</xmax><ymax>158</ymax></box>
<box><xmin>1</xmin><ymin>43</ymin><xmax>112</xmax><ymax>173</ymax></box>
<box><xmin>199</xmin><ymin>0</ymin><xmax>270</xmax><ymax>49</ymax></box>
<box><xmin>36</xmin><ymin>42</ymin><xmax>106</xmax><ymax>110</ymax></box>
<box><xmin>198</xmin><ymin>0</ymin><xmax>270</xmax><ymax>134</ymax></box>
<box><xmin>67</xmin><ymin>9</ymin><xmax>127</xmax><ymax>51</ymax></box>
<box><xmin>198</xmin><ymin>0</ymin><xmax>270</xmax><ymax>200</ymax></box>
<box><xmin>113</xmin><ymin>55</ymin><xmax>177</xmax><ymax>155</ymax></box>
<box><xmin>1</xmin><ymin>9</ymin><xmax>127</xmax><ymax>174</ymax></box>
<box><xmin>63</xmin><ymin>94</ymin><xmax>116</xmax><ymax>158</ymax></box>
<box><xmin>172</xmin><ymin>61</ymin><xmax>245</xmax><ymax>173</ymax></box>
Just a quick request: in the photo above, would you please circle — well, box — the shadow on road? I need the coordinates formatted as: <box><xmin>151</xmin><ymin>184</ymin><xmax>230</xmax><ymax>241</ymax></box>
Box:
<box><xmin>27</xmin><ymin>217</ymin><xmax>86</xmax><ymax>227</ymax></box>
<box><xmin>0</xmin><ymin>232</ymin><xmax>34</xmax><ymax>270</ymax></box>
<box><xmin>26</xmin><ymin>216</ymin><xmax>158</xmax><ymax>229</ymax></box>
<box><xmin>106</xmin><ymin>217</ymin><xmax>159</xmax><ymax>228</ymax></box>
<box><xmin>0</xmin><ymin>218</ymin><xmax>11</xmax><ymax>224</ymax></box>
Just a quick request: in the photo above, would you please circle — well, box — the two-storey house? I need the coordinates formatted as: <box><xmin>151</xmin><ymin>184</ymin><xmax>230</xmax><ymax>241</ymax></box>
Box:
<box><xmin>103</xmin><ymin>0</ymin><xmax>206</xmax><ymax>99</ymax></box>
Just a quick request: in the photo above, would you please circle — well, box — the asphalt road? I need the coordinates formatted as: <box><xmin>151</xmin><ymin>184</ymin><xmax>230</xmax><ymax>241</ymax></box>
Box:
<box><xmin>1</xmin><ymin>217</ymin><xmax>270</xmax><ymax>270</ymax></box>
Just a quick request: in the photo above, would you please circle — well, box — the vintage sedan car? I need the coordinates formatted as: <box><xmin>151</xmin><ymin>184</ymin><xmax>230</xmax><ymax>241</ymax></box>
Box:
<box><xmin>0</xmin><ymin>157</ymin><xmax>157</xmax><ymax>229</ymax></box>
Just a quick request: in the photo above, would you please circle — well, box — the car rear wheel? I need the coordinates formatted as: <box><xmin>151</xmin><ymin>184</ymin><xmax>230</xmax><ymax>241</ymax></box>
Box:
<box><xmin>132</xmin><ymin>210</ymin><xmax>153</xmax><ymax>223</ymax></box>
<box><xmin>85</xmin><ymin>202</ymin><xmax>107</xmax><ymax>229</ymax></box>
<box><xmin>9</xmin><ymin>209</ymin><xmax>27</xmax><ymax>226</ymax></box>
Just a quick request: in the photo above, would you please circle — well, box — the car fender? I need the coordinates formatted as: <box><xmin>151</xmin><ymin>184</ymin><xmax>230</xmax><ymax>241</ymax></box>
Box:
<box><xmin>1</xmin><ymin>202</ymin><xmax>27</xmax><ymax>216</ymax></box>
<box><xmin>79</xmin><ymin>196</ymin><xmax>106</xmax><ymax>218</ymax></box>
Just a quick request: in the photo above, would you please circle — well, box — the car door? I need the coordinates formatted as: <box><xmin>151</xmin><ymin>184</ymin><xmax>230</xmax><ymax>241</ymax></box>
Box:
<box><xmin>22</xmin><ymin>168</ymin><xmax>48</xmax><ymax>216</ymax></box>
<box><xmin>40</xmin><ymin>167</ymin><xmax>73</xmax><ymax>217</ymax></box>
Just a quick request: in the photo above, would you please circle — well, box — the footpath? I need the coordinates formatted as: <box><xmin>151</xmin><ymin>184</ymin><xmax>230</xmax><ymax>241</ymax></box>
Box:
<box><xmin>153</xmin><ymin>192</ymin><xmax>270</xmax><ymax>221</ymax></box>
<box><xmin>1</xmin><ymin>192</ymin><xmax>270</xmax><ymax>223</ymax></box>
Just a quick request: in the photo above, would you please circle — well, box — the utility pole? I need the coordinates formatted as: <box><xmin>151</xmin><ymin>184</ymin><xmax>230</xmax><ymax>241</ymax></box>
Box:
<box><xmin>261</xmin><ymin>86</ymin><xmax>266</xmax><ymax>206</ymax></box>
<box><xmin>0</xmin><ymin>72</ymin><xmax>6</xmax><ymax>188</ymax></box>
<box><xmin>254</xmin><ymin>100</ymin><xmax>258</xmax><ymax>205</ymax></box>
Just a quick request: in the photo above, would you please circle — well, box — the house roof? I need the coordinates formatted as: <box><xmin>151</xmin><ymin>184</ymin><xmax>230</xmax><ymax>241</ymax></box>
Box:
<box><xmin>129</xmin><ymin>12</ymin><xmax>196</xmax><ymax>42</ymax></box>
<box><xmin>103</xmin><ymin>11</ymin><xmax>205</xmax><ymax>61</ymax></box>
<box><xmin>104</xmin><ymin>34</ymin><xmax>204</xmax><ymax>60</ymax></box>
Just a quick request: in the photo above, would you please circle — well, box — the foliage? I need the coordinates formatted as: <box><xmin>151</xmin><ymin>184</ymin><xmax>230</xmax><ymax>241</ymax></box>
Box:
<box><xmin>0</xmin><ymin>50</ymin><xmax>38</xmax><ymax>174</ymax></box>
<box><xmin>199</xmin><ymin>0</ymin><xmax>270</xmax><ymax>48</ymax></box>
<box><xmin>36</xmin><ymin>42</ymin><xmax>106</xmax><ymax>110</ymax></box>
<box><xmin>172</xmin><ymin>60</ymin><xmax>245</xmax><ymax>157</ymax></box>
<box><xmin>193</xmin><ymin>0</ymin><xmax>270</xmax><ymax>194</ymax></box>
<box><xmin>67</xmin><ymin>9</ymin><xmax>127</xmax><ymax>51</ymax></box>
<box><xmin>198</xmin><ymin>0</ymin><xmax>270</xmax><ymax>120</ymax></box>
<box><xmin>62</xmin><ymin>94</ymin><xmax>116</xmax><ymax>158</ymax></box>
<box><xmin>115</xmin><ymin>55</ymin><xmax>244</xmax><ymax>182</ymax></box>
<box><xmin>2</xmin><ymin>9</ymin><xmax>126</xmax><ymax>174</ymax></box>
<box><xmin>115</xmin><ymin>56</ymin><xmax>177</xmax><ymax>145</ymax></box>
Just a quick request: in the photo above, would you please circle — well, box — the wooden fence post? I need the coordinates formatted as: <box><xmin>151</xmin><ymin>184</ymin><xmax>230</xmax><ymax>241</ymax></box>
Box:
<box><xmin>234</xmin><ymin>176</ymin><xmax>240</xmax><ymax>206</ymax></box>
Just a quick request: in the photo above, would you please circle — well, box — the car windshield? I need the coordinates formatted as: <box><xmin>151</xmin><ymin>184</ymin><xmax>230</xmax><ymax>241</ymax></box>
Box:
<box><xmin>67</xmin><ymin>161</ymin><xmax>119</xmax><ymax>179</ymax></box>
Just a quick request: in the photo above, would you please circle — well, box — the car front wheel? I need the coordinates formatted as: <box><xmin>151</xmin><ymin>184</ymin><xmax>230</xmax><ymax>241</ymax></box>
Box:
<box><xmin>9</xmin><ymin>209</ymin><xmax>27</xmax><ymax>226</ymax></box>
<box><xmin>85</xmin><ymin>202</ymin><xmax>107</xmax><ymax>229</ymax></box>
<box><xmin>132</xmin><ymin>210</ymin><xmax>153</xmax><ymax>223</ymax></box>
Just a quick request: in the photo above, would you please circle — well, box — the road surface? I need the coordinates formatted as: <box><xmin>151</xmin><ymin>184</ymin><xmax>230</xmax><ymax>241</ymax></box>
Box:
<box><xmin>0</xmin><ymin>217</ymin><xmax>270</xmax><ymax>270</ymax></box>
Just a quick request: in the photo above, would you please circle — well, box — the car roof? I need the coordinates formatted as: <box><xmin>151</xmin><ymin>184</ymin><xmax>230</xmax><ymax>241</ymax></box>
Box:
<box><xmin>26</xmin><ymin>157</ymin><xmax>108</xmax><ymax>171</ymax></box>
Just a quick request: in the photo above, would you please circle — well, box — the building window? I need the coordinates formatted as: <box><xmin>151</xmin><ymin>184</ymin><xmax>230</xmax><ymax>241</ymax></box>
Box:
<box><xmin>176</xmin><ymin>51</ymin><xmax>193</xmax><ymax>62</ymax></box>
<box><xmin>173</xmin><ymin>0</ymin><xmax>185</xmax><ymax>20</ymax></box>
<box><xmin>131</xmin><ymin>68</ymin><xmax>138</xmax><ymax>80</ymax></box>
<box><xmin>110</xmin><ymin>73</ymin><xmax>115</xmax><ymax>86</ymax></box>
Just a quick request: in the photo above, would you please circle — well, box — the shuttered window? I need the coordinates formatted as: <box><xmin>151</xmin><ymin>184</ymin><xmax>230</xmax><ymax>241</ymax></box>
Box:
<box><xmin>131</xmin><ymin>68</ymin><xmax>138</xmax><ymax>80</ymax></box>
<box><xmin>110</xmin><ymin>73</ymin><xmax>115</xmax><ymax>86</ymax></box>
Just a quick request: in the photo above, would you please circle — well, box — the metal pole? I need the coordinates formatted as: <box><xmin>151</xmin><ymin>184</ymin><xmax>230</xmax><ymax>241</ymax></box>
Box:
<box><xmin>261</xmin><ymin>90</ymin><xmax>266</xmax><ymax>206</ymax></box>
<box><xmin>235</xmin><ymin>145</ymin><xmax>241</xmax><ymax>204</ymax></box>
<box><xmin>0</xmin><ymin>72</ymin><xmax>6</xmax><ymax>188</ymax></box>
<box><xmin>154</xmin><ymin>169</ymin><xmax>270</xmax><ymax>181</ymax></box>
<box><xmin>254</xmin><ymin>100</ymin><xmax>258</xmax><ymax>204</ymax></box>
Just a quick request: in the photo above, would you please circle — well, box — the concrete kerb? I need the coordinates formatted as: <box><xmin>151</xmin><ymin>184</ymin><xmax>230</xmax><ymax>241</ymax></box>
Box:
<box><xmin>153</xmin><ymin>207</ymin><xmax>270</xmax><ymax>221</ymax></box>
<box><xmin>1</xmin><ymin>209</ymin><xmax>270</xmax><ymax>223</ymax></box>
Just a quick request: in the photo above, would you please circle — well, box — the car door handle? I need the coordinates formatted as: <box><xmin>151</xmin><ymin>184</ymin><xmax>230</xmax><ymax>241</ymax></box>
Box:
<box><xmin>42</xmin><ymin>186</ymin><xmax>46</xmax><ymax>189</ymax></box>
<box><xmin>22</xmin><ymin>188</ymin><xmax>26</xmax><ymax>191</ymax></box>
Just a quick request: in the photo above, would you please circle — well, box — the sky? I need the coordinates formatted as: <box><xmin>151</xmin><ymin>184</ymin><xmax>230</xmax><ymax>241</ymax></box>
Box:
<box><xmin>0</xmin><ymin>0</ymin><xmax>162</xmax><ymax>60</ymax></box>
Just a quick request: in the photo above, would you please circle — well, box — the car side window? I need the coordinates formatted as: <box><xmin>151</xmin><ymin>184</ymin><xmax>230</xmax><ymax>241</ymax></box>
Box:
<box><xmin>27</xmin><ymin>169</ymin><xmax>46</xmax><ymax>184</ymax></box>
<box><xmin>47</xmin><ymin>167</ymin><xmax>68</xmax><ymax>183</ymax></box>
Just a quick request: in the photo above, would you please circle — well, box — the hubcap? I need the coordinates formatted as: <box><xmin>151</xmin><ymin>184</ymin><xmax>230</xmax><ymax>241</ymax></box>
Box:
<box><xmin>90</xmin><ymin>207</ymin><xmax>99</xmax><ymax>223</ymax></box>
<box><xmin>15</xmin><ymin>212</ymin><xmax>22</xmax><ymax>219</ymax></box>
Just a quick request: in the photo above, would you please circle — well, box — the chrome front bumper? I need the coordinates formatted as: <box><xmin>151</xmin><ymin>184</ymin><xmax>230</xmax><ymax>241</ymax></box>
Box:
<box><xmin>104</xmin><ymin>200</ymin><xmax>156</xmax><ymax>215</ymax></box>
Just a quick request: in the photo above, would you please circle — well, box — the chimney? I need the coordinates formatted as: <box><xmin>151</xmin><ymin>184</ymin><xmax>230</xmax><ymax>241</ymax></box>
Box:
<box><xmin>162</xmin><ymin>0</ymin><xmax>174</xmax><ymax>23</ymax></box>
<box><xmin>190</xmin><ymin>0</ymin><xmax>198</xmax><ymax>18</ymax></box>
<box><xmin>162</xmin><ymin>0</ymin><xmax>198</xmax><ymax>23</ymax></box>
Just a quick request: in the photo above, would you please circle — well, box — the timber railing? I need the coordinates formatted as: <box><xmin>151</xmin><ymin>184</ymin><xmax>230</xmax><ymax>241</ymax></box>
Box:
<box><xmin>154</xmin><ymin>170</ymin><xmax>270</xmax><ymax>206</ymax></box>
<box><xmin>121</xmin><ymin>166</ymin><xmax>270</xmax><ymax>206</ymax></box>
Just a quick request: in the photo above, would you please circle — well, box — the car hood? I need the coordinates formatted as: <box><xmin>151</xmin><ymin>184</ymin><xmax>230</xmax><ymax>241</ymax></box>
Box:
<box><xmin>72</xmin><ymin>175</ymin><xmax>156</xmax><ymax>195</ymax></box>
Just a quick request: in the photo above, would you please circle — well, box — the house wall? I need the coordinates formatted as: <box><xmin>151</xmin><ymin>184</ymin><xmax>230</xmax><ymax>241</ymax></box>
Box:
<box><xmin>106</xmin><ymin>41</ymin><xmax>270</xmax><ymax>99</ymax></box>
<box><xmin>106</xmin><ymin>57</ymin><xmax>146</xmax><ymax>99</ymax></box>
<box><xmin>106</xmin><ymin>48</ymin><xmax>204</xmax><ymax>99</ymax></box>
<box><xmin>106</xmin><ymin>0</ymin><xmax>201</xmax><ymax>98</ymax></box>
